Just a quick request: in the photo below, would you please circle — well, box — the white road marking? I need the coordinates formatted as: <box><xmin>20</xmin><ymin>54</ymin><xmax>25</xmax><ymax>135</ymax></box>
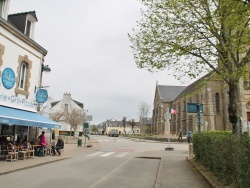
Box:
<box><xmin>115</xmin><ymin>152</ymin><xmax>129</xmax><ymax>158</ymax></box>
<box><xmin>86</xmin><ymin>152</ymin><xmax>103</xmax><ymax>156</ymax></box>
<box><xmin>100</xmin><ymin>152</ymin><xmax>115</xmax><ymax>157</ymax></box>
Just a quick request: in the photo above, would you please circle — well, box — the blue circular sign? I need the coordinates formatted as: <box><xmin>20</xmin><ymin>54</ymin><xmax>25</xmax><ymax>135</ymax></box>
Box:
<box><xmin>36</xmin><ymin>89</ymin><xmax>48</xmax><ymax>103</ymax></box>
<box><xmin>2</xmin><ymin>68</ymin><xmax>16</xmax><ymax>89</ymax></box>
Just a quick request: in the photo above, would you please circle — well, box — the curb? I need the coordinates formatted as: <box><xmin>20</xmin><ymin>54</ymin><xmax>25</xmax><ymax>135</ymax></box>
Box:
<box><xmin>0</xmin><ymin>157</ymin><xmax>71</xmax><ymax>176</ymax></box>
<box><xmin>154</xmin><ymin>156</ymin><xmax>163</xmax><ymax>188</ymax></box>
<box><xmin>187</xmin><ymin>157</ymin><xmax>224</xmax><ymax>188</ymax></box>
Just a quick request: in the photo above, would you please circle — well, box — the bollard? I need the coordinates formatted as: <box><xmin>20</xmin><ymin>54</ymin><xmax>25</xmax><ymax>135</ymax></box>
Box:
<box><xmin>77</xmin><ymin>139</ymin><xmax>82</xmax><ymax>147</ymax></box>
<box><xmin>188</xmin><ymin>143</ymin><xmax>193</xmax><ymax>160</ymax></box>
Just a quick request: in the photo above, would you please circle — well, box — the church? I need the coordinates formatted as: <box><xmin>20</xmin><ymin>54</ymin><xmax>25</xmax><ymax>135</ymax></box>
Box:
<box><xmin>152</xmin><ymin>72</ymin><xmax>250</xmax><ymax>135</ymax></box>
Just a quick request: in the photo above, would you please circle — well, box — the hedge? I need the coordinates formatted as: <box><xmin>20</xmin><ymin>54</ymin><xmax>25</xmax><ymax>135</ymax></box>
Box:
<box><xmin>193</xmin><ymin>131</ymin><xmax>250</xmax><ymax>187</ymax></box>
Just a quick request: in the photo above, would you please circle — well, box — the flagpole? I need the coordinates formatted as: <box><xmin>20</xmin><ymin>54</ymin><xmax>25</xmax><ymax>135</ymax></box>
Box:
<box><xmin>165</xmin><ymin>109</ymin><xmax>174</xmax><ymax>151</ymax></box>
<box><xmin>168</xmin><ymin>113</ymin><xmax>171</xmax><ymax>148</ymax></box>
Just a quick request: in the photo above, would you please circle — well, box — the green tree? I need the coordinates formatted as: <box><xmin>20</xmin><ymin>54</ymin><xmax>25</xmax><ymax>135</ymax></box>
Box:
<box><xmin>92</xmin><ymin>125</ymin><xmax>98</xmax><ymax>132</ymax></box>
<box><xmin>129</xmin><ymin>0</ymin><xmax>250</xmax><ymax>134</ymax></box>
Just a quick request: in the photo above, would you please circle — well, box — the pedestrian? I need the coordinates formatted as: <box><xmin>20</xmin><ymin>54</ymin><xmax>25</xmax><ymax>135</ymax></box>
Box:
<box><xmin>38</xmin><ymin>131</ymin><xmax>46</xmax><ymax>156</ymax></box>
<box><xmin>187</xmin><ymin>130</ymin><xmax>192</xmax><ymax>143</ymax></box>
<box><xmin>51</xmin><ymin>140</ymin><xmax>56</xmax><ymax>155</ymax></box>
<box><xmin>178</xmin><ymin>129</ymin><xmax>183</xmax><ymax>143</ymax></box>
<box><xmin>53</xmin><ymin>136</ymin><xmax>64</xmax><ymax>156</ymax></box>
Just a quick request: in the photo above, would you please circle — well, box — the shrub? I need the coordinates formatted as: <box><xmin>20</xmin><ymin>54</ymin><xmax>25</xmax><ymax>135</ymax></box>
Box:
<box><xmin>193</xmin><ymin>131</ymin><xmax>250</xmax><ymax>187</ymax></box>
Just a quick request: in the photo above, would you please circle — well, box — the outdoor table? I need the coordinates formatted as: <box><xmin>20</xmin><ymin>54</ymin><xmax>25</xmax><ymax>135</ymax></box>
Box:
<box><xmin>31</xmin><ymin>144</ymin><xmax>41</xmax><ymax>156</ymax></box>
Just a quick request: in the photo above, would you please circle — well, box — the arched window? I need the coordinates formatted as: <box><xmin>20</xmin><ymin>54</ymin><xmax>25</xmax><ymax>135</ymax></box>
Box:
<box><xmin>19</xmin><ymin>62</ymin><xmax>27</xmax><ymax>89</ymax></box>
<box><xmin>215</xmin><ymin>93</ymin><xmax>220</xmax><ymax>113</ymax></box>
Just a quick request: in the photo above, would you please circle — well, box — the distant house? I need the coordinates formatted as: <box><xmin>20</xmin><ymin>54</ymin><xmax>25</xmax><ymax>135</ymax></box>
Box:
<box><xmin>50</xmin><ymin>93</ymin><xmax>84</xmax><ymax>131</ymax></box>
<box><xmin>99</xmin><ymin>118</ymin><xmax>140</xmax><ymax>135</ymax></box>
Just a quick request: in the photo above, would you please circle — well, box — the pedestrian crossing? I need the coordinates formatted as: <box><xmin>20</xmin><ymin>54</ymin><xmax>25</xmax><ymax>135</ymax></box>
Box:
<box><xmin>97</xmin><ymin>139</ymin><xmax>127</xmax><ymax>142</ymax></box>
<box><xmin>86</xmin><ymin>149</ymin><xmax>134</xmax><ymax>158</ymax></box>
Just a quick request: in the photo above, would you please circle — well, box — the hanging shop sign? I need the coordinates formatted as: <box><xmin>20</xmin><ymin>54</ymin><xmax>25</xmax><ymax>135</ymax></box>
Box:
<box><xmin>2</xmin><ymin>68</ymin><xmax>15</xmax><ymax>89</ymax></box>
<box><xmin>36</xmin><ymin>89</ymin><xmax>48</xmax><ymax>103</ymax></box>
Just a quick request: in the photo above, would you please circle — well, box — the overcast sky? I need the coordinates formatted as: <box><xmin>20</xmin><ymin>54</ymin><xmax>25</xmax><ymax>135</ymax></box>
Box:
<box><xmin>9</xmin><ymin>0</ymin><xmax>185</xmax><ymax>124</ymax></box>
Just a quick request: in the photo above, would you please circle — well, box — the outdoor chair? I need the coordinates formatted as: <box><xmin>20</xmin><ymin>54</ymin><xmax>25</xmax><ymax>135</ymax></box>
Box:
<box><xmin>6</xmin><ymin>143</ymin><xmax>18</xmax><ymax>162</ymax></box>
<box><xmin>18</xmin><ymin>142</ymin><xmax>29</xmax><ymax>160</ymax></box>
<box><xmin>27</xmin><ymin>142</ymin><xmax>35</xmax><ymax>158</ymax></box>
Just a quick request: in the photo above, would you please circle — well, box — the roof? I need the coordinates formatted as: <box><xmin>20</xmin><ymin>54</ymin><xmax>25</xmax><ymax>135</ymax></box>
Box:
<box><xmin>176</xmin><ymin>71</ymin><xmax>215</xmax><ymax>99</ymax></box>
<box><xmin>51</xmin><ymin>100</ymin><xmax>83</xmax><ymax>109</ymax></box>
<box><xmin>8</xmin><ymin>11</ymin><xmax>37</xmax><ymax>34</ymax></box>
<box><xmin>72</xmin><ymin>100</ymin><xmax>84</xmax><ymax>108</ymax></box>
<box><xmin>158</xmin><ymin>85</ymin><xmax>186</xmax><ymax>102</ymax></box>
<box><xmin>0</xmin><ymin>12</ymin><xmax>47</xmax><ymax>55</ymax></box>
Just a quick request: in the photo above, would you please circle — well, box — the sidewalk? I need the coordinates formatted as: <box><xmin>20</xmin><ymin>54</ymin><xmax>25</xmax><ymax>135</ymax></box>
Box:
<box><xmin>0</xmin><ymin>139</ymin><xmax>100</xmax><ymax>175</ymax></box>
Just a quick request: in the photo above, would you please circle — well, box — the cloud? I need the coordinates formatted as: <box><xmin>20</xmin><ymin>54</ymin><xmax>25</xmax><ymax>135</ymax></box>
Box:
<box><xmin>9</xmin><ymin>0</ymin><xmax>184</xmax><ymax>124</ymax></box>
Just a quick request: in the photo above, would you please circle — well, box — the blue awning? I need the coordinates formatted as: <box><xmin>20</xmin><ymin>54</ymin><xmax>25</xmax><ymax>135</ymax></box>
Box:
<box><xmin>0</xmin><ymin>106</ymin><xmax>61</xmax><ymax>129</ymax></box>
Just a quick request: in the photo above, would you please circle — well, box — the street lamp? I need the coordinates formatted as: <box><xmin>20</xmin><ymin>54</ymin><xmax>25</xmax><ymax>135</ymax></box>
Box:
<box><xmin>42</xmin><ymin>64</ymin><xmax>51</xmax><ymax>72</ymax></box>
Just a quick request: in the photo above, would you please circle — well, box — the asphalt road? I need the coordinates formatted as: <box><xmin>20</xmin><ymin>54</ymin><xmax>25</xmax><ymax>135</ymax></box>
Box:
<box><xmin>0</xmin><ymin>135</ymin><xmax>209</xmax><ymax>188</ymax></box>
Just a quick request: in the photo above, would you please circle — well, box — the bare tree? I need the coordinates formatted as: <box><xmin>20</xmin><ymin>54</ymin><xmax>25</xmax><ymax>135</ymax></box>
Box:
<box><xmin>129</xmin><ymin>119</ymin><xmax>136</xmax><ymax>134</ymax></box>
<box><xmin>138</xmin><ymin>101</ymin><xmax>150</xmax><ymax>134</ymax></box>
<box><xmin>49</xmin><ymin>110</ymin><xmax>64</xmax><ymax>122</ymax></box>
<box><xmin>64</xmin><ymin>109</ymin><xmax>84</xmax><ymax>136</ymax></box>
<box><xmin>122</xmin><ymin>117</ymin><xmax>127</xmax><ymax>135</ymax></box>
<box><xmin>38</xmin><ymin>96</ymin><xmax>54</xmax><ymax>116</ymax></box>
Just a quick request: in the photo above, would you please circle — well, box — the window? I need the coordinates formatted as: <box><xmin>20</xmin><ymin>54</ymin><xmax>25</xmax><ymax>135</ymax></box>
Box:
<box><xmin>215</xmin><ymin>93</ymin><xmax>220</xmax><ymax>113</ymax></box>
<box><xmin>65</xmin><ymin>104</ymin><xmax>68</xmax><ymax>111</ymax></box>
<box><xmin>0</xmin><ymin>1</ymin><xmax>3</xmax><ymax>16</ymax></box>
<box><xmin>24</xmin><ymin>14</ymin><xmax>37</xmax><ymax>39</ymax></box>
<box><xmin>15</xmin><ymin>55</ymin><xmax>32</xmax><ymax>98</ymax></box>
<box><xmin>0</xmin><ymin>0</ymin><xmax>9</xmax><ymax>20</ymax></box>
<box><xmin>19</xmin><ymin>62</ymin><xmax>27</xmax><ymax>89</ymax></box>
<box><xmin>25</xmin><ymin>20</ymin><xmax>31</xmax><ymax>37</ymax></box>
<box><xmin>196</xmin><ymin>94</ymin><xmax>199</xmax><ymax>103</ymax></box>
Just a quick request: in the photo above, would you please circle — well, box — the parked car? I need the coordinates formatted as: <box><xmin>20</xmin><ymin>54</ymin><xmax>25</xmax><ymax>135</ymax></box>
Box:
<box><xmin>109</xmin><ymin>131</ymin><xmax>118</xmax><ymax>137</ymax></box>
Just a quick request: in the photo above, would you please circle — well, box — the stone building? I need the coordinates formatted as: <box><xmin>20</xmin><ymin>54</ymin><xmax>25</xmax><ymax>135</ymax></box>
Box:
<box><xmin>152</xmin><ymin>73</ymin><xmax>250</xmax><ymax>135</ymax></box>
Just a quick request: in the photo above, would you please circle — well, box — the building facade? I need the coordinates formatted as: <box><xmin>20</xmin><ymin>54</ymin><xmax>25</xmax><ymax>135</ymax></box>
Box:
<box><xmin>0</xmin><ymin>0</ymin><xmax>60</xmax><ymax>146</ymax></box>
<box><xmin>50</xmin><ymin>93</ymin><xmax>84</xmax><ymax>132</ymax></box>
<box><xmin>152</xmin><ymin>73</ymin><xmax>250</xmax><ymax>135</ymax></box>
<box><xmin>100</xmin><ymin>118</ymin><xmax>140</xmax><ymax>135</ymax></box>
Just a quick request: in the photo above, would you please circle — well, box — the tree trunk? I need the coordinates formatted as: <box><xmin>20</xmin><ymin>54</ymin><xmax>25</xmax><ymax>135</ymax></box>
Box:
<box><xmin>228</xmin><ymin>81</ymin><xmax>238</xmax><ymax>134</ymax></box>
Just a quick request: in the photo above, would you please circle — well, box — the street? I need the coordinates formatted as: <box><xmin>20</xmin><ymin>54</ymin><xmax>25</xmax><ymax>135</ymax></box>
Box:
<box><xmin>0</xmin><ymin>136</ymin><xmax>209</xmax><ymax>188</ymax></box>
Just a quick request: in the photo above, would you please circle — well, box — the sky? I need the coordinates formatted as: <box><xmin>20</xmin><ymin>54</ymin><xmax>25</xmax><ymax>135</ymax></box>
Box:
<box><xmin>9</xmin><ymin>0</ymin><xmax>185</xmax><ymax>125</ymax></box>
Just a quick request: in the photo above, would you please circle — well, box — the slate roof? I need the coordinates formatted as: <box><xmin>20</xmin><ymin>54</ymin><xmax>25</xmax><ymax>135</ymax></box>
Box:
<box><xmin>176</xmin><ymin>71</ymin><xmax>215</xmax><ymax>99</ymax></box>
<box><xmin>158</xmin><ymin>85</ymin><xmax>186</xmax><ymax>102</ymax></box>
<box><xmin>8</xmin><ymin>11</ymin><xmax>37</xmax><ymax>34</ymax></box>
<box><xmin>0</xmin><ymin>11</ymin><xmax>47</xmax><ymax>54</ymax></box>
<box><xmin>51</xmin><ymin>101</ymin><xmax>59</xmax><ymax>107</ymax></box>
<box><xmin>51</xmin><ymin>100</ymin><xmax>83</xmax><ymax>109</ymax></box>
<box><xmin>72</xmin><ymin>100</ymin><xmax>84</xmax><ymax>108</ymax></box>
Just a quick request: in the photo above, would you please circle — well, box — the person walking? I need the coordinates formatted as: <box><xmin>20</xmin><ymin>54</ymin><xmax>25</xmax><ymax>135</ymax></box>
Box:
<box><xmin>38</xmin><ymin>131</ymin><xmax>46</xmax><ymax>156</ymax></box>
<box><xmin>178</xmin><ymin>129</ymin><xmax>183</xmax><ymax>143</ymax></box>
<box><xmin>187</xmin><ymin>130</ymin><xmax>192</xmax><ymax>143</ymax></box>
